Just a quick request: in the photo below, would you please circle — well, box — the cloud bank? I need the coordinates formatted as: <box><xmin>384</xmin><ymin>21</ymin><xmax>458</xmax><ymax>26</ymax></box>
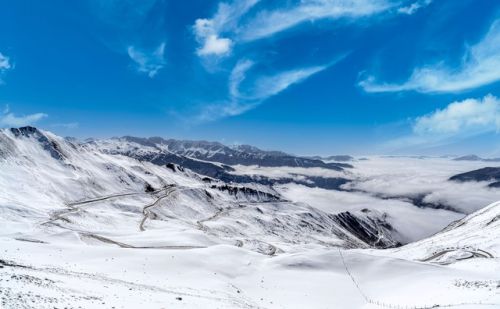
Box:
<box><xmin>360</xmin><ymin>19</ymin><xmax>500</xmax><ymax>93</ymax></box>
<box><xmin>0</xmin><ymin>106</ymin><xmax>48</xmax><ymax>127</ymax></box>
<box><xmin>413</xmin><ymin>94</ymin><xmax>500</xmax><ymax>136</ymax></box>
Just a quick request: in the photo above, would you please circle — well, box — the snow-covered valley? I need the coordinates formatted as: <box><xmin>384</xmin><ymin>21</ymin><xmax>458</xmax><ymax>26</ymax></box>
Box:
<box><xmin>1</xmin><ymin>127</ymin><xmax>500</xmax><ymax>308</ymax></box>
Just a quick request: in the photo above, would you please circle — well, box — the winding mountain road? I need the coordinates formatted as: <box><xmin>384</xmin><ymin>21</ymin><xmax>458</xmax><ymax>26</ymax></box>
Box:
<box><xmin>139</xmin><ymin>185</ymin><xmax>177</xmax><ymax>231</ymax></box>
<box><xmin>420</xmin><ymin>247</ymin><xmax>494</xmax><ymax>264</ymax></box>
<box><xmin>40</xmin><ymin>187</ymin><xmax>171</xmax><ymax>227</ymax></box>
<box><xmin>82</xmin><ymin>233</ymin><xmax>206</xmax><ymax>250</ymax></box>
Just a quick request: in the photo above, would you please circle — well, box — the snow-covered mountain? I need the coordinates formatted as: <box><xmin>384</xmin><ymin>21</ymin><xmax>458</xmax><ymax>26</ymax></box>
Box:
<box><xmin>387</xmin><ymin>200</ymin><xmax>500</xmax><ymax>265</ymax></box>
<box><xmin>1</xmin><ymin>127</ymin><xmax>499</xmax><ymax>308</ymax></box>
<box><xmin>90</xmin><ymin>136</ymin><xmax>352</xmax><ymax>190</ymax></box>
<box><xmin>0</xmin><ymin>127</ymin><xmax>399</xmax><ymax>252</ymax></box>
<box><xmin>109</xmin><ymin>136</ymin><xmax>352</xmax><ymax>169</ymax></box>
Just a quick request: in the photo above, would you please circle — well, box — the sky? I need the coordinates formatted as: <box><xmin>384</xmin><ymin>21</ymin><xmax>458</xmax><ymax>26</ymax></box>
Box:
<box><xmin>0</xmin><ymin>0</ymin><xmax>499</xmax><ymax>156</ymax></box>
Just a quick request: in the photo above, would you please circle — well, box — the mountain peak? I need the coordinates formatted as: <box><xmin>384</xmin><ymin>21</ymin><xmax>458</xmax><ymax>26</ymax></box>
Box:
<box><xmin>9</xmin><ymin>126</ymin><xmax>42</xmax><ymax>137</ymax></box>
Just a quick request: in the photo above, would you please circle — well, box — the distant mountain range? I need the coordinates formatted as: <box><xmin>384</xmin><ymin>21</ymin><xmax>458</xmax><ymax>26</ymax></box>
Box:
<box><xmin>305</xmin><ymin>155</ymin><xmax>355</xmax><ymax>162</ymax></box>
<box><xmin>88</xmin><ymin>135</ymin><xmax>352</xmax><ymax>190</ymax></box>
<box><xmin>115</xmin><ymin>136</ymin><xmax>353</xmax><ymax>169</ymax></box>
<box><xmin>453</xmin><ymin>154</ymin><xmax>500</xmax><ymax>162</ymax></box>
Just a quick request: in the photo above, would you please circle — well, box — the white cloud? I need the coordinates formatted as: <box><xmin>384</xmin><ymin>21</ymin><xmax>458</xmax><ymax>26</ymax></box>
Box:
<box><xmin>193</xmin><ymin>0</ymin><xmax>394</xmax><ymax>56</ymax></box>
<box><xmin>193</xmin><ymin>0</ymin><xmax>259</xmax><ymax>57</ymax></box>
<box><xmin>397</xmin><ymin>0</ymin><xmax>432</xmax><ymax>15</ymax></box>
<box><xmin>0</xmin><ymin>53</ymin><xmax>11</xmax><ymax>70</ymax></box>
<box><xmin>228</xmin><ymin>59</ymin><xmax>254</xmax><ymax>98</ymax></box>
<box><xmin>0</xmin><ymin>52</ymin><xmax>13</xmax><ymax>84</ymax></box>
<box><xmin>238</xmin><ymin>0</ymin><xmax>393</xmax><ymax>42</ymax></box>
<box><xmin>386</xmin><ymin>95</ymin><xmax>500</xmax><ymax>149</ymax></box>
<box><xmin>196</xmin><ymin>33</ymin><xmax>232</xmax><ymax>56</ymax></box>
<box><xmin>240</xmin><ymin>65</ymin><xmax>328</xmax><ymax>101</ymax></box>
<box><xmin>360</xmin><ymin>19</ymin><xmax>500</xmax><ymax>93</ymax></box>
<box><xmin>342</xmin><ymin>156</ymin><xmax>500</xmax><ymax>214</ymax></box>
<box><xmin>413</xmin><ymin>94</ymin><xmax>500</xmax><ymax>135</ymax></box>
<box><xmin>195</xmin><ymin>57</ymin><xmax>338</xmax><ymax>122</ymax></box>
<box><xmin>0</xmin><ymin>109</ymin><xmax>48</xmax><ymax>127</ymax></box>
<box><xmin>127</xmin><ymin>42</ymin><xmax>166</xmax><ymax>78</ymax></box>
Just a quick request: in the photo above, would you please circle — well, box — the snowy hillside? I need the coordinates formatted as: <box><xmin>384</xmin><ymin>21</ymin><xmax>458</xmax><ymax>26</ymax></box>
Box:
<box><xmin>1</xmin><ymin>127</ymin><xmax>499</xmax><ymax>308</ymax></box>
<box><xmin>387</xmin><ymin>200</ymin><xmax>500</xmax><ymax>264</ymax></box>
<box><xmin>0</xmin><ymin>127</ymin><xmax>401</xmax><ymax>252</ymax></box>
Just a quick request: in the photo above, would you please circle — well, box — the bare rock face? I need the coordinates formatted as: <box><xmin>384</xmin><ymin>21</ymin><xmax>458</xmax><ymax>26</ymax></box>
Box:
<box><xmin>331</xmin><ymin>211</ymin><xmax>400</xmax><ymax>248</ymax></box>
<box><xmin>5</xmin><ymin>127</ymin><xmax>67</xmax><ymax>161</ymax></box>
<box><xmin>450</xmin><ymin>167</ymin><xmax>500</xmax><ymax>184</ymax></box>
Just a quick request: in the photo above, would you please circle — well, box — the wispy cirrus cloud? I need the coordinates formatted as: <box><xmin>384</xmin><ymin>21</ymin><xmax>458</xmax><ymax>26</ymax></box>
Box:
<box><xmin>360</xmin><ymin>19</ymin><xmax>500</xmax><ymax>93</ymax></box>
<box><xmin>193</xmin><ymin>0</ymin><xmax>402</xmax><ymax>58</ymax></box>
<box><xmin>235</xmin><ymin>64</ymin><xmax>329</xmax><ymax>101</ymax></box>
<box><xmin>127</xmin><ymin>42</ymin><xmax>166</xmax><ymax>78</ymax></box>
<box><xmin>0</xmin><ymin>105</ymin><xmax>48</xmax><ymax>127</ymax></box>
<box><xmin>0</xmin><ymin>52</ymin><xmax>13</xmax><ymax>84</ymax></box>
<box><xmin>237</xmin><ymin>0</ymin><xmax>394</xmax><ymax>42</ymax></box>
<box><xmin>397</xmin><ymin>0</ymin><xmax>432</xmax><ymax>15</ymax></box>
<box><xmin>89</xmin><ymin>0</ymin><xmax>168</xmax><ymax>76</ymax></box>
<box><xmin>386</xmin><ymin>94</ymin><xmax>500</xmax><ymax>149</ymax></box>
<box><xmin>195</xmin><ymin>55</ymin><xmax>346</xmax><ymax>122</ymax></box>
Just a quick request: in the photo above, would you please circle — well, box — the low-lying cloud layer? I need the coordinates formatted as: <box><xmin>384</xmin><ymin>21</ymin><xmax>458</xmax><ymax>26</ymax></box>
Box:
<box><xmin>276</xmin><ymin>156</ymin><xmax>500</xmax><ymax>242</ymax></box>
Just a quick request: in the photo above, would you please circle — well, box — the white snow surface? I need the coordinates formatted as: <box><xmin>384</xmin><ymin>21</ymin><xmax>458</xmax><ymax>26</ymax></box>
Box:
<box><xmin>1</xmin><ymin>128</ymin><xmax>499</xmax><ymax>308</ymax></box>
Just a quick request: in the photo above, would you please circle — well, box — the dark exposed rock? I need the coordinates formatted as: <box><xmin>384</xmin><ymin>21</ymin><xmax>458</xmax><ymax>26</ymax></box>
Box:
<box><xmin>488</xmin><ymin>181</ymin><xmax>500</xmax><ymax>188</ymax></box>
<box><xmin>144</xmin><ymin>183</ymin><xmax>155</xmax><ymax>193</ymax></box>
<box><xmin>210</xmin><ymin>184</ymin><xmax>282</xmax><ymax>202</ymax></box>
<box><xmin>165</xmin><ymin>162</ymin><xmax>185</xmax><ymax>173</ymax></box>
<box><xmin>449</xmin><ymin>167</ymin><xmax>500</xmax><ymax>183</ymax></box>
<box><xmin>10</xmin><ymin>127</ymin><xmax>66</xmax><ymax>161</ymax></box>
<box><xmin>331</xmin><ymin>211</ymin><xmax>400</xmax><ymax>248</ymax></box>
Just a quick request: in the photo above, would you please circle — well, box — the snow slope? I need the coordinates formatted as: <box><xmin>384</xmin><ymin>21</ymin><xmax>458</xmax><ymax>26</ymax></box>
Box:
<box><xmin>387</xmin><ymin>201</ymin><xmax>500</xmax><ymax>264</ymax></box>
<box><xmin>1</xmin><ymin>127</ymin><xmax>499</xmax><ymax>308</ymax></box>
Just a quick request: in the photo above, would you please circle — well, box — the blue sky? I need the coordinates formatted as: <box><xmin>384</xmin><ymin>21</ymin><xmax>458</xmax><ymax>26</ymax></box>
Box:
<box><xmin>0</xmin><ymin>0</ymin><xmax>499</xmax><ymax>156</ymax></box>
